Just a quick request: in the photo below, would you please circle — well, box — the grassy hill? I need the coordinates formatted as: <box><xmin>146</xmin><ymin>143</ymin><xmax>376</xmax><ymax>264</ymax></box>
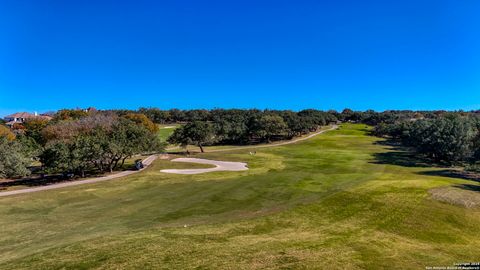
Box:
<box><xmin>0</xmin><ymin>124</ymin><xmax>479</xmax><ymax>269</ymax></box>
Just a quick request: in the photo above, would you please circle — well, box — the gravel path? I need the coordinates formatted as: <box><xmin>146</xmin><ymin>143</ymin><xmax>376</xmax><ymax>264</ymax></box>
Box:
<box><xmin>160</xmin><ymin>158</ymin><xmax>248</xmax><ymax>174</ymax></box>
<box><xmin>0</xmin><ymin>155</ymin><xmax>157</xmax><ymax>198</ymax></box>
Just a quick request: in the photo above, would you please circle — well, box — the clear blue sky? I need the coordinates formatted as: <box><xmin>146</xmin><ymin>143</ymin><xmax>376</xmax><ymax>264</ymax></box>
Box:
<box><xmin>1</xmin><ymin>0</ymin><xmax>479</xmax><ymax>116</ymax></box>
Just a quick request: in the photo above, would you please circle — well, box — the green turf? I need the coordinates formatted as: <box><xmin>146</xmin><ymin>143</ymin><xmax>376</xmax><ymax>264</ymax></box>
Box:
<box><xmin>0</xmin><ymin>124</ymin><xmax>479</xmax><ymax>269</ymax></box>
<box><xmin>157</xmin><ymin>124</ymin><xmax>180</xmax><ymax>142</ymax></box>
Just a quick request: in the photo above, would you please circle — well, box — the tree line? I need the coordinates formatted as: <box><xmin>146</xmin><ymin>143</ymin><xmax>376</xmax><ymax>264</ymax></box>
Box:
<box><xmin>166</xmin><ymin>109</ymin><xmax>339</xmax><ymax>152</ymax></box>
<box><xmin>2</xmin><ymin>107</ymin><xmax>480</xmax><ymax>179</ymax></box>
<box><xmin>372</xmin><ymin>113</ymin><xmax>480</xmax><ymax>167</ymax></box>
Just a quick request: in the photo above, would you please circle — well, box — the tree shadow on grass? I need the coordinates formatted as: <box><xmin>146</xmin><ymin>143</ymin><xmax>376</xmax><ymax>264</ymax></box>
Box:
<box><xmin>0</xmin><ymin>163</ymin><xmax>139</xmax><ymax>191</ymax></box>
<box><xmin>371</xmin><ymin>139</ymin><xmax>480</xmax><ymax>188</ymax></box>
<box><xmin>453</xmin><ymin>184</ymin><xmax>480</xmax><ymax>192</ymax></box>
<box><xmin>0</xmin><ymin>168</ymin><xmax>134</xmax><ymax>190</ymax></box>
<box><xmin>370</xmin><ymin>140</ymin><xmax>435</xmax><ymax>168</ymax></box>
<box><xmin>0</xmin><ymin>175</ymin><xmax>74</xmax><ymax>190</ymax></box>
<box><xmin>419</xmin><ymin>170</ymin><xmax>480</xmax><ymax>184</ymax></box>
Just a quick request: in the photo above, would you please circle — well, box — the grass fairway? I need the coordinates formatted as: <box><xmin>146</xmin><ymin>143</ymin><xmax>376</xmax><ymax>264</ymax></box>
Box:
<box><xmin>157</xmin><ymin>124</ymin><xmax>180</xmax><ymax>142</ymax></box>
<box><xmin>0</xmin><ymin>124</ymin><xmax>479</xmax><ymax>269</ymax></box>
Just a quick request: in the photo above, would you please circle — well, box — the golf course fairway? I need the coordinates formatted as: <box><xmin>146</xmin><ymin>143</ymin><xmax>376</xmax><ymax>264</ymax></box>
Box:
<box><xmin>0</xmin><ymin>124</ymin><xmax>479</xmax><ymax>269</ymax></box>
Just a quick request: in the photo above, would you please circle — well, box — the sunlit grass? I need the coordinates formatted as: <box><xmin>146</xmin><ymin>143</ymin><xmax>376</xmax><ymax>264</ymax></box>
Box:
<box><xmin>0</xmin><ymin>124</ymin><xmax>479</xmax><ymax>269</ymax></box>
<box><xmin>157</xmin><ymin>124</ymin><xmax>180</xmax><ymax>143</ymax></box>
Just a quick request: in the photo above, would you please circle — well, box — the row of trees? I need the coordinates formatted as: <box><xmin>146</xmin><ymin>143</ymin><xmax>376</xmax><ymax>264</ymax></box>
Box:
<box><xmin>0</xmin><ymin>111</ymin><xmax>163</xmax><ymax>179</ymax></box>
<box><xmin>131</xmin><ymin>107</ymin><xmax>477</xmax><ymax>127</ymax></box>
<box><xmin>115</xmin><ymin>108</ymin><xmax>339</xmax><ymax>126</ymax></box>
<box><xmin>167</xmin><ymin>109</ymin><xmax>338</xmax><ymax>152</ymax></box>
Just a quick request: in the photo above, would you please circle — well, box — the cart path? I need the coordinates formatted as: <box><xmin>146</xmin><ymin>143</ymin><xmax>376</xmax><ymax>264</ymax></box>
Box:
<box><xmin>0</xmin><ymin>155</ymin><xmax>157</xmax><ymax>198</ymax></box>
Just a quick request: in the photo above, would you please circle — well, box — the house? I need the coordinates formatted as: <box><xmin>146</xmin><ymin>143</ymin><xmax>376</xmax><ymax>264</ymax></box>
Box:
<box><xmin>4</xmin><ymin>112</ymin><xmax>52</xmax><ymax>127</ymax></box>
<box><xmin>84</xmin><ymin>107</ymin><xmax>97</xmax><ymax>113</ymax></box>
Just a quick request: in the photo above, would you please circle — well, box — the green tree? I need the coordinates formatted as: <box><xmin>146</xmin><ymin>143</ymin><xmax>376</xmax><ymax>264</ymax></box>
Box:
<box><xmin>168</xmin><ymin>121</ymin><xmax>215</xmax><ymax>152</ymax></box>
<box><xmin>249</xmin><ymin>114</ymin><xmax>288</xmax><ymax>143</ymax></box>
<box><xmin>0</xmin><ymin>136</ymin><xmax>31</xmax><ymax>178</ymax></box>
<box><xmin>138</xmin><ymin>107</ymin><xmax>171</xmax><ymax>124</ymax></box>
<box><xmin>394</xmin><ymin>115</ymin><xmax>477</xmax><ymax>164</ymax></box>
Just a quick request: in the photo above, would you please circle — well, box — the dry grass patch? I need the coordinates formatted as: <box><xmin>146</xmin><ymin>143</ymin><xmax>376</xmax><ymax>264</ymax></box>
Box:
<box><xmin>429</xmin><ymin>185</ymin><xmax>480</xmax><ymax>208</ymax></box>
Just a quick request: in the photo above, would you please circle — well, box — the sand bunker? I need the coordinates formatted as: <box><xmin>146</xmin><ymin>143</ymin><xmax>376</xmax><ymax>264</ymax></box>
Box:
<box><xmin>161</xmin><ymin>158</ymin><xmax>248</xmax><ymax>174</ymax></box>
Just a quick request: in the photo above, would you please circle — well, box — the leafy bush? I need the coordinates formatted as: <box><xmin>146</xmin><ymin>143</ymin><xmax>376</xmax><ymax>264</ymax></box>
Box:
<box><xmin>0</xmin><ymin>136</ymin><xmax>31</xmax><ymax>178</ymax></box>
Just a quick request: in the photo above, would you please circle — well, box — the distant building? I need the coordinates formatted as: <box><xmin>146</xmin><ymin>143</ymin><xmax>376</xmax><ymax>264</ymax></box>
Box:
<box><xmin>84</xmin><ymin>107</ymin><xmax>97</xmax><ymax>113</ymax></box>
<box><xmin>3</xmin><ymin>112</ymin><xmax>52</xmax><ymax>127</ymax></box>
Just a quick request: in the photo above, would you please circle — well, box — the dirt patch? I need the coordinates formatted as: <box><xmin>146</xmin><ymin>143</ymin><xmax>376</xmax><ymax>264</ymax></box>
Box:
<box><xmin>429</xmin><ymin>185</ymin><xmax>480</xmax><ymax>208</ymax></box>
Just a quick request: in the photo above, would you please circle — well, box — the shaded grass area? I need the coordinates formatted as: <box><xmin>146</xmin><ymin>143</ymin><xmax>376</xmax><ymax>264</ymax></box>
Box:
<box><xmin>0</xmin><ymin>124</ymin><xmax>479</xmax><ymax>269</ymax></box>
<box><xmin>371</xmin><ymin>140</ymin><xmax>435</xmax><ymax>168</ymax></box>
<box><xmin>420</xmin><ymin>169</ymin><xmax>480</xmax><ymax>183</ymax></box>
<box><xmin>0</xmin><ymin>156</ymin><xmax>147</xmax><ymax>192</ymax></box>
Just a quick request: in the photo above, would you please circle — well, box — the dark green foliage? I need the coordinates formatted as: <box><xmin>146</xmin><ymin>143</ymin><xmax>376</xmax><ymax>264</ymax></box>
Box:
<box><xmin>166</xmin><ymin>109</ymin><xmax>338</xmax><ymax>147</ymax></box>
<box><xmin>249</xmin><ymin>114</ymin><xmax>288</xmax><ymax>142</ymax></box>
<box><xmin>374</xmin><ymin>114</ymin><xmax>480</xmax><ymax>165</ymax></box>
<box><xmin>210</xmin><ymin>109</ymin><xmax>250</xmax><ymax>144</ymax></box>
<box><xmin>138</xmin><ymin>108</ymin><xmax>171</xmax><ymax>124</ymax></box>
<box><xmin>415</xmin><ymin>116</ymin><xmax>475</xmax><ymax>163</ymax></box>
<box><xmin>163</xmin><ymin>109</ymin><xmax>338</xmax><ymax>146</ymax></box>
<box><xmin>168</xmin><ymin>109</ymin><xmax>186</xmax><ymax>122</ymax></box>
<box><xmin>0</xmin><ymin>136</ymin><xmax>31</xmax><ymax>178</ymax></box>
<box><xmin>168</xmin><ymin>121</ymin><xmax>215</xmax><ymax>152</ymax></box>
<box><xmin>15</xmin><ymin>135</ymin><xmax>42</xmax><ymax>159</ymax></box>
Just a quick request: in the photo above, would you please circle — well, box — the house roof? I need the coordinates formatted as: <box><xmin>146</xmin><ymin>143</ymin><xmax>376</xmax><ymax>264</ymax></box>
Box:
<box><xmin>4</xmin><ymin>112</ymin><xmax>52</xmax><ymax>121</ymax></box>
<box><xmin>4</xmin><ymin>112</ymin><xmax>35</xmax><ymax>118</ymax></box>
